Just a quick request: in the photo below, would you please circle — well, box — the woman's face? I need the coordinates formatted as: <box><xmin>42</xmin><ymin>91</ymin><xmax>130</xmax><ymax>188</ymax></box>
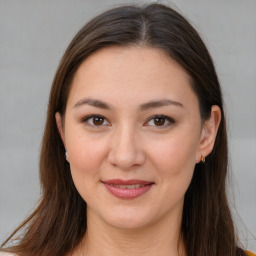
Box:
<box><xmin>57</xmin><ymin>46</ymin><xmax>212</xmax><ymax>230</ymax></box>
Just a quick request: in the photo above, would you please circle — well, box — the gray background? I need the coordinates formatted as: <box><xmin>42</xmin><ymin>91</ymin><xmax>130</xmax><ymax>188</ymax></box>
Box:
<box><xmin>0</xmin><ymin>0</ymin><xmax>255</xmax><ymax>251</ymax></box>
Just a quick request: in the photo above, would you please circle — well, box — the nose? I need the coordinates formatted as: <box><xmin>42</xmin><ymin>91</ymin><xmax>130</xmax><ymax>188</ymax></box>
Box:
<box><xmin>107</xmin><ymin>126</ymin><xmax>146</xmax><ymax>169</ymax></box>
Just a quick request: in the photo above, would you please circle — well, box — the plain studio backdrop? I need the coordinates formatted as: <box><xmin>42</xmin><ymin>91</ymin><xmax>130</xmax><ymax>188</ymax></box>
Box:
<box><xmin>0</xmin><ymin>0</ymin><xmax>255</xmax><ymax>251</ymax></box>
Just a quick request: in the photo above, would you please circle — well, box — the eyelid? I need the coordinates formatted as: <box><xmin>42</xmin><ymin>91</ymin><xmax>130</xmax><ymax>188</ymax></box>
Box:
<box><xmin>81</xmin><ymin>114</ymin><xmax>174</xmax><ymax>128</ymax></box>
<box><xmin>144</xmin><ymin>115</ymin><xmax>175</xmax><ymax>128</ymax></box>
<box><xmin>81</xmin><ymin>114</ymin><xmax>111</xmax><ymax>127</ymax></box>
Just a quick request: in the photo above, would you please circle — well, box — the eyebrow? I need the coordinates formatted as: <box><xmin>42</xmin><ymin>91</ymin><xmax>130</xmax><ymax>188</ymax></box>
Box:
<box><xmin>73</xmin><ymin>98</ymin><xmax>112</xmax><ymax>109</ymax></box>
<box><xmin>140</xmin><ymin>99</ymin><xmax>183</xmax><ymax>110</ymax></box>
<box><xmin>73</xmin><ymin>98</ymin><xmax>183</xmax><ymax>110</ymax></box>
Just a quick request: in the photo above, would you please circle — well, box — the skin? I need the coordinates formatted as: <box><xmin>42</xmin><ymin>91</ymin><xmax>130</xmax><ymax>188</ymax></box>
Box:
<box><xmin>56</xmin><ymin>46</ymin><xmax>221</xmax><ymax>256</ymax></box>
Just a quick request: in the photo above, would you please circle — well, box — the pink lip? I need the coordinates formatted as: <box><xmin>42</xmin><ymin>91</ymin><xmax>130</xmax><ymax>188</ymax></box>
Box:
<box><xmin>102</xmin><ymin>179</ymin><xmax>154</xmax><ymax>200</ymax></box>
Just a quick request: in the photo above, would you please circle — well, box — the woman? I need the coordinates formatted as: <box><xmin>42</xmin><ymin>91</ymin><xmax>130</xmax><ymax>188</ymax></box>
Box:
<box><xmin>0</xmin><ymin>3</ymin><xmax>254</xmax><ymax>256</ymax></box>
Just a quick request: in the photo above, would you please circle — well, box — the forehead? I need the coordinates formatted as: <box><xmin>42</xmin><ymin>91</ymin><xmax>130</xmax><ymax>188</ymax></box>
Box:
<box><xmin>67</xmin><ymin>46</ymin><xmax>198</xmax><ymax>110</ymax></box>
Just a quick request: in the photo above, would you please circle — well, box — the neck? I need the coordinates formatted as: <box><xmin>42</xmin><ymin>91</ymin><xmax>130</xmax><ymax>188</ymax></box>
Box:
<box><xmin>77</xmin><ymin>209</ymin><xmax>186</xmax><ymax>256</ymax></box>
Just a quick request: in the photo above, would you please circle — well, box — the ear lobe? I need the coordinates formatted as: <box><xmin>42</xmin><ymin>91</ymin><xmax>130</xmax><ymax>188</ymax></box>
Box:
<box><xmin>196</xmin><ymin>105</ymin><xmax>221</xmax><ymax>163</ymax></box>
<box><xmin>55</xmin><ymin>112</ymin><xmax>65</xmax><ymax>147</ymax></box>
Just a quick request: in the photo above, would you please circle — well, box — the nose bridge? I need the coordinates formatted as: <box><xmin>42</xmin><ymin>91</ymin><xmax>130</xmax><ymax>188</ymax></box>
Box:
<box><xmin>108</xmin><ymin>122</ymin><xmax>145</xmax><ymax>168</ymax></box>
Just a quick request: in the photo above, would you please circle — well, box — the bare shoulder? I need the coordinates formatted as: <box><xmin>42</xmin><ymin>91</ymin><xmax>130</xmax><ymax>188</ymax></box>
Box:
<box><xmin>0</xmin><ymin>252</ymin><xmax>17</xmax><ymax>256</ymax></box>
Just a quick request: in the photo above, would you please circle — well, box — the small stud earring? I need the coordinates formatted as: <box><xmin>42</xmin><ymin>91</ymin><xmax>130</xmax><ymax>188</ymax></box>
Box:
<box><xmin>201</xmin><ymin>155</ymin><xmax>205</xmax><ymax>163</ymax></box>
<box><xmin>65</xmin><ymin>151</ymin><xmax>69</xmax><ymax>160</ymax></box>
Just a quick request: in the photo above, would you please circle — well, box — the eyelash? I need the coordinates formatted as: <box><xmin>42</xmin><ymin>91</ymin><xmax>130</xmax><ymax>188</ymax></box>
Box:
<box><xmin>145</xmin><ymin>115</ymin><xmax>175</xmax><ymax>128</ymax></box>
<box><xmin>81</xmin><ymin>114</ymin><xmax>175</xmax><ymax>128</ymax></box>
<box><xmin>81</xmin><ymin>115</ymin><xmax>110</xmax><ymax>127</ymax></box>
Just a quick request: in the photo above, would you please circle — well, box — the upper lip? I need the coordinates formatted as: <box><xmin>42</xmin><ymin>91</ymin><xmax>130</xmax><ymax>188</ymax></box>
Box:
<box><xmin>102</xmin><ymin>179</ymin><xmax>154</xmax><ymax>185</ymax></box>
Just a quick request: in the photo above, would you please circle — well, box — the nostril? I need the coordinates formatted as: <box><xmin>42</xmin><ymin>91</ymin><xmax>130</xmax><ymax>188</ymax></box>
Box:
<box><xmin>107</xmin><ymin>146</ymin><xmax>146</xmax><ymax>169</ymax></box>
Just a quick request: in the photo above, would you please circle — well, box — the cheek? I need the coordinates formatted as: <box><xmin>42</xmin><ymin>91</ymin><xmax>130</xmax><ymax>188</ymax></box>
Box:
<box><xmin>151</xmin><ymin>135</ymin><xmax>198</xmax><ymax>168</ymax></box>
<box><xmin>149</xmin><ymin>137</ymin><xmax>197</xmax><ymax>209</ymax></box>
<box><xmin>148</xmin><ymin>132</ymin><xmax>199</xmax><ymax>188</ymax></box>
<box><xmin>65</xmin><ymin>126</ymin><xmax>106</xmax><ymax>169</ymax></box>
<box><xmin>64</xmin><ymin>127</ymin><xmax>108</xmax><ymax>192</ymax></box>
<box><xmin>67</xmin><ymin>137</ymin><xmax>106</xmax><ymax>202</ymax></box>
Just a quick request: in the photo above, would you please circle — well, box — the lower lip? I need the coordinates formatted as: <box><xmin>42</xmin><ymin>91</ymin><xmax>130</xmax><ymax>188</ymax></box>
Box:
<box><xmin>103</xmin><ymin>183</ymin><xmax>153</xmax><ymax>199</ymax></box>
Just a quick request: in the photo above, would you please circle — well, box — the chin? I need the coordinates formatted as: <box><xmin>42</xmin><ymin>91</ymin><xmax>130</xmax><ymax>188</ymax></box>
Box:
<box><xmin>107</xmin><ymin>217</ymin><xmax>149</xmax><ymax>230</ymax></box>
<box><xmin>101</xmin><ymin>207</ymin><xmax>154</xmax><ymax>230</ymax></box>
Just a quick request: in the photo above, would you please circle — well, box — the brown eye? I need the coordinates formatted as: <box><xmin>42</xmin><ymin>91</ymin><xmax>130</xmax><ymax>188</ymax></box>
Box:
<box><xmin>145</xmin><ymin>115</ymin><xmax>174</xmax><ymax>128</ymax></box>
<box><xmin>153</xmin><ymin>117</ymin><xmax>165</xmax><ymax>126</ymax></box>
<box><xmin>83</xmin><ymin>115</ymin><xmax>109</xmax><ymax>127</ymax></box>
<box><xmin>92</xmin><ymin>116</ymin><xmax>104</xmax><ymax>125</ymax></box>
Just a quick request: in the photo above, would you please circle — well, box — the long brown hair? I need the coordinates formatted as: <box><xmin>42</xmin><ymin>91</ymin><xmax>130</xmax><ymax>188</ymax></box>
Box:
<box><xmin>1</xmin><ymin>3</ymin><xmax>245</xmax><ymax>256</ymax></box>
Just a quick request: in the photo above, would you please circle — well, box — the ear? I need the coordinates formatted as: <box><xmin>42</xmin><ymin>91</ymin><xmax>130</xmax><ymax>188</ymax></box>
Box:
<box><xmin>196</xmin><ymin>105</ymin><xmax>221</xmax><ymax>163</ymax></box>
<box><xmin>55</xmin><ymin>112</ymin><xmax>66</xmax><ymax>147</ymax></box>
